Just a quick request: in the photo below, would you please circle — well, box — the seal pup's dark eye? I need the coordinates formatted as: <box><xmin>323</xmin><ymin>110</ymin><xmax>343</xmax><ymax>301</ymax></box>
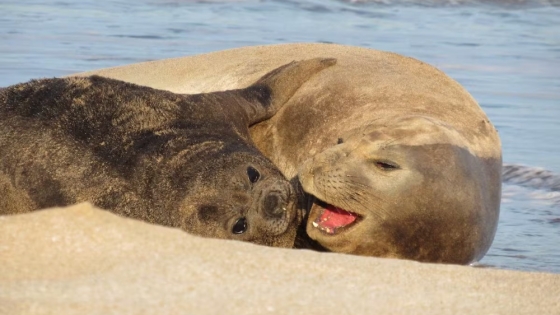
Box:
<box><xmin>232</xmin><ymin>217</ymin><xmax>248</xmax><ymax>234</ymax></box>
<box><xmin>247</xmin><ymin>166</ymin><xmax>260</xmax><ymax>183</ymax></box>
<box><xmin>375</xmin><ymin>160</ymin><xmax>400</xmax><ymax>171</ymax></box>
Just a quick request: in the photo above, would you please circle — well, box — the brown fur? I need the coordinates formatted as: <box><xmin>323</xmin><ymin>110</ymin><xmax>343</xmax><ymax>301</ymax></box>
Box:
<box><xmin>75</xmin><ymin>43</ymin><xmax>502</xmax><ymax>264</ymax></box>
<box><xmin>0</xmin><ymin>58</ymin><xmax>336</xmax><ymax>248</ymax></box>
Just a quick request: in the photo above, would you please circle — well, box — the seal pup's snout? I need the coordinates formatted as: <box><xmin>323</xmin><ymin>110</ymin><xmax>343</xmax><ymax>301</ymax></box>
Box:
<box><xmin>258</xmin><ymin>177</ymin><xmax>291</xmax><ymax>220</ymax></box>
<box><xmin>252</xmin><ymin>175</ymin><xmax>295</xmax><ymax>236</ymax></box>
<box><xmin>262</xmin><ymin>191</ymin><xmax>287</xmax><ymax>220</ymax></box>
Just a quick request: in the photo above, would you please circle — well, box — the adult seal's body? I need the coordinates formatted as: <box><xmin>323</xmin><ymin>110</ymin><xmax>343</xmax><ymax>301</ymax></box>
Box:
<box><xmin>0</xmin><ymin>58</ymin><xmax>336</xmax><ymax>248</ymax></box>
<box><xmin>76</xmin><ymin>43</ymin><xmax>502</xmax><ymax>264</ymax></box>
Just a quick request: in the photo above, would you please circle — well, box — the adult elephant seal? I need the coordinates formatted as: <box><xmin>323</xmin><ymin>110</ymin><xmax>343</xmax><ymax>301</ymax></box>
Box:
<box><xmin>75</xmin><ymin>43</ymin><xmax>502</xmax><ymax>264</ymax></box>
<box><xmin>0</xmin><ymin>58</ymin><xmax>336</xmax><ymax>248</ymax></box>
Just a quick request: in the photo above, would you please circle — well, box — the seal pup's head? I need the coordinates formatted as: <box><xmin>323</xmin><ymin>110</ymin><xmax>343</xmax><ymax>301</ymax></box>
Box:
<box><xmin>172</xmin><ymin>148</ymin><xmax>302</xmax><ymax>248</ymax></box>
<box><xmin>298</xmin><ymin>115</ymin><xmax>501</xmax><ymax>263</ymax></box>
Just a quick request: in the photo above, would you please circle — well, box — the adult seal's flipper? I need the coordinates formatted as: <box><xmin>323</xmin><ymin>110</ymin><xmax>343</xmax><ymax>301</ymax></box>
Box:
<box><xmin>236</xmin><ymin>58</ymin><xmax>336</xmax><ymax>125</ymax></box>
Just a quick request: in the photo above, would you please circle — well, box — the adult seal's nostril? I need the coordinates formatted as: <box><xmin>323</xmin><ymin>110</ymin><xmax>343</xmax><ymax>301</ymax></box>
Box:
<box><xmin>263</xmin><ymin>193</ymin><xmax>286</xmax><ymax>219</ymax></box>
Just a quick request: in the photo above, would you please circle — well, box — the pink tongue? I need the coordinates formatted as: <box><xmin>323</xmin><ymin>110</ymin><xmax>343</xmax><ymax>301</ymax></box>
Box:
<box><xmin>315</xmin><ymin>205</ymin><xmax>357</xmax><ymax>233</ymax></box>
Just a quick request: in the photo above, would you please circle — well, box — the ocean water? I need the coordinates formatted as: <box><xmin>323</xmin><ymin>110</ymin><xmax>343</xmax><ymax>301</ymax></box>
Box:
<box><xmin>1</xmin><ymin>0</ymin><xmax>559</xmax><ymax>273</ymax></box>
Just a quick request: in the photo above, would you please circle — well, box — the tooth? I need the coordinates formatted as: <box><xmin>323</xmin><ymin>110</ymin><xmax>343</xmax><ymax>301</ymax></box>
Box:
<box><xmin>312</xmin><ymin>221</ymin><xmax>319</xmax><ymax>228</ymax></box>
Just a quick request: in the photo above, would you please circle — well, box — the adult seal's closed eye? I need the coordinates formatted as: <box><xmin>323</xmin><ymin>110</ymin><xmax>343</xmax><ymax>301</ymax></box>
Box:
<box><xmin>298</xmin><ymin>116</ymin><xmax>500</xmax><ymax>263</ymax></box>
<box><xmin>0</xmin><ymin>57</ymin><xmax>336</xmax><ymax>248</ymax></box>
<box><xmin>75</xmin><ymin>43</ymin><xmax>502</xmax><ymax>264</ymax></box>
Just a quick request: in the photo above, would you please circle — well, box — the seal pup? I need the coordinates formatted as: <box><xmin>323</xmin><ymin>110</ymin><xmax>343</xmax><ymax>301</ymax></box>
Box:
<box><xmin>74</xmin><ymin>43</ymin><xmax>502</xmax><ymax>264</ymax></box>
<box><xmin>0</xmin><ymin>57</ymin><xmax>336</xmax><ymax>248</ymax></box>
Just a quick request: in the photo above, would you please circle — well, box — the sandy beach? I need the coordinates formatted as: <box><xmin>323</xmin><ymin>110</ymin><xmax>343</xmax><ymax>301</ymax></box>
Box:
<box><xmin>1</xmin><ymin>203</ymin><xmax>559</xmax><ymax>314</ymax></box>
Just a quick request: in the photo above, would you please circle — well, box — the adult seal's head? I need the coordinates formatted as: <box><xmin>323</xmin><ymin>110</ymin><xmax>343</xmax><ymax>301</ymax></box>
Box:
<box><xmin>73</xmin><ymin>43</ymin><xmax>502</xmax><ymax>264</ymax></box>
<box><xmin>298</xmin><ymin>115</ymin><xmax>501</xmax><ymax>263</ymax></box>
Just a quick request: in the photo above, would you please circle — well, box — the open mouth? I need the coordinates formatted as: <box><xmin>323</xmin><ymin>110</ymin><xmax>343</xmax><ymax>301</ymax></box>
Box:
<box><xmin>310</xmin><ymin>199</ymin><xmax>362</xmax><ymax>235</ymax></box>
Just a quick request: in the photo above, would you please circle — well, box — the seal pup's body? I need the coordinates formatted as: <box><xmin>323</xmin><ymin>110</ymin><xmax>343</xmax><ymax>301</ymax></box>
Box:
<box><xmin>75</xmin><ymin>43</ymin><xmax>502</xmax><ymax>264</ymax></box>
<box><xmin>0</xmin><ymin>58</ymin><xmax>336</xmax><ymax>248</ymax></box>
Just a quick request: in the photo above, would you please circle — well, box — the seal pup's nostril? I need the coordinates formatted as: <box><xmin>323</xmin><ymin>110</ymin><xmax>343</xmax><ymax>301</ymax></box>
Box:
<box><xmin>263</xmin><ymin>193</ymin><xmax>285</xmax><ymax>219</ymax></box>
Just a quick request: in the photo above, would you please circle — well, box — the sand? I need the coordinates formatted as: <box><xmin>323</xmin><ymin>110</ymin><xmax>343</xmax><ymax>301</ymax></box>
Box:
<box><xmin>1</xmin><ymin>203</ymin><xmax>559</xmax><ymax>315</ymax></box>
